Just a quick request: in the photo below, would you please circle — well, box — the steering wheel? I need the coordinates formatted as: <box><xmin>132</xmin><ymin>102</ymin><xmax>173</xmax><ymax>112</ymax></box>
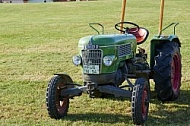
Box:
<box><xmin>115</xmin><ymin>22</ymin><xmax>140</xmax><ymax>34</ymax></box>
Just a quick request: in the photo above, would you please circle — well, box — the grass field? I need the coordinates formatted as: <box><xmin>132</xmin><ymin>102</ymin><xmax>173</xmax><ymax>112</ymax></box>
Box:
<box><xmin>0</xmin><ymin>0</ymin><xmax>190</xmax><ymax>125</ymax></box>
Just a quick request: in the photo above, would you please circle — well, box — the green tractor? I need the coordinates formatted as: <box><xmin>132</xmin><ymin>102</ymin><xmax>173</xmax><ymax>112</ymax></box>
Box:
<box><xmin>46</xmin><ymin>0</ymin><xmax>181</xmax><ymax>125</ymax></box>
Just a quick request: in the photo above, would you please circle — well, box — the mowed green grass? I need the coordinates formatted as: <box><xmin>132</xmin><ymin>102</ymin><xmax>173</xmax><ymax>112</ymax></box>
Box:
<box><xmin>0</xmin><ymin>0</ymin><xmax>190</xmax><ymax>125</ymax></box>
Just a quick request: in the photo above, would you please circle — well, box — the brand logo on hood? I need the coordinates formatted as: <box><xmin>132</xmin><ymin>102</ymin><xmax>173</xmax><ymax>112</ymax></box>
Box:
<box><xmin>83</xmin><ymin>37</ymin><xmax>99</xmax><ymax>49</ymax></box>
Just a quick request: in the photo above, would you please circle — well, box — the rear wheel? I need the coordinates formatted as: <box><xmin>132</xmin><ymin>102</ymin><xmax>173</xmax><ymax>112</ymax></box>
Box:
<box><xmin>154</xmin><ymin>42</ymin><xmax>181</xmax><ymax>101</ymax></box>
<box><xmin>46</xmin><ymin>75</ymin><xmax>69</xmax><ymax>119</ymax></box>
<box><xmin>131</xmin><ymin>78</ymin><xmax>150</xmax><ymax>125</ymax></box>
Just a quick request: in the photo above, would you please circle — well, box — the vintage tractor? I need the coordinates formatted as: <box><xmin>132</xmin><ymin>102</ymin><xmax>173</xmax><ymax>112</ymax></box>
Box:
<box><xmin>46</xmin><ymin>0</ymin><xmax>181</xmax><ymax>125</ymax></box>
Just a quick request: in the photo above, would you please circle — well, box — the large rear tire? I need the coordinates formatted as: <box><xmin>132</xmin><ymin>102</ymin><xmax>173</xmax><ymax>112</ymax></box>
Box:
<box><xmin>154</xmin><ymin>42</ymin><xmax>181</xmax><ymax>102</ymax></box>
<box><xmin>46</xmin><ymin>75</ymin><xmax>70</xmax><ymax>119</ymax></box>
<box><xmin>131</xmin><ymin>78</ymin><xmax>150</xmax><ymax>125</ymax></box>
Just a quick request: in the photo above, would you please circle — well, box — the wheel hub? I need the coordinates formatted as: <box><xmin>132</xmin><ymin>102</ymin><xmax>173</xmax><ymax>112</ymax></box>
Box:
<box><xmin>142</xmin><ymin>90</ymin><xmax>148</xmax><ymax>118</ymax></box>
<box><xmin>171</xmin><ymin>54</ymin><xmax>181</xmax><ymax>92</ymax></box>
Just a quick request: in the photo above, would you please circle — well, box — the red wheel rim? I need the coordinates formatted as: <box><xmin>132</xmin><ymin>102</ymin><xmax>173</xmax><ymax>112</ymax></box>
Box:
<box><xmin>171</xmin><ymin>54</ymin><xmax>181</xmax><ymax>92</ymax></box>
<box><xmin>142</xmin><ymin>87</ymin><xmax>148</xmax><ymax>119</ymax></box>
<box><xmin>56</xmin><ymin>83</ymin><xmax>68</xmax><ymax>114</ymax></box>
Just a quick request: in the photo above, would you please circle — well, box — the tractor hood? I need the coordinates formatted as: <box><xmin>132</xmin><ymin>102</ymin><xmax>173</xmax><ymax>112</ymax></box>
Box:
<box><xmin>78</xmin><ymin>34</ymin><xmax>136</xmax><ymax>47</ymax></box>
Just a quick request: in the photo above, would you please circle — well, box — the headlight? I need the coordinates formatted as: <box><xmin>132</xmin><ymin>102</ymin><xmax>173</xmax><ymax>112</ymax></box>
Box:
<box><xmin>72</xmin><ymin>55</ymin><xmax>82</xmax><ymax>66</ymax></box>
<box><xmin>103</xmin><ymin>56</ymin><xmax>114</xmax><ymax>66</ymax></box>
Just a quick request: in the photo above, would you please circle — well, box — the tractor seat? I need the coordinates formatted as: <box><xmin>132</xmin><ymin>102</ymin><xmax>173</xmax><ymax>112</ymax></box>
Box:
<box><xmin>128</xmin><ymin>28</ymin><xmax>149</xmax><ymax>45</ymax></box>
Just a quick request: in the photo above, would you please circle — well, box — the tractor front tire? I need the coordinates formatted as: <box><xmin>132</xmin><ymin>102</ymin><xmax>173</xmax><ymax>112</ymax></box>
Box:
<box><xmin>131</xmin><ymin>78</ymin><xmax>150</xmax><ymax>125</ymax></box>
<box><xmin>154</xmin><ymin>42</ymin><xmax>181</xmax><ymax>102</ymax></box>
<box><xmin>46</xmin><ymin>75</ymin><xmax>70</xmax><ymax>119</ymax></box>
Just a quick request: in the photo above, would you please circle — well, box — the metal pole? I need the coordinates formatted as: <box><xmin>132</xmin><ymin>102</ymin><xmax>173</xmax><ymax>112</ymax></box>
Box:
<box><xmin>120</xmin><ymin>0</ymin><xmax>126</xmax><ymax>33</ymax></box>
<box><xmin>159</xmin><ymin>0</ymin><xmax>164</xmax><ymax>36</ymax></box>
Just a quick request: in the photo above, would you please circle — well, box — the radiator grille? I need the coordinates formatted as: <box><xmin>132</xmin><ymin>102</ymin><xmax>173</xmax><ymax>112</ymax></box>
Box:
<box><xmin>118</xmin><ymin>44</ymin><xmax>131</xmax><ymax>57</ymax></box>
<box><xmin>81</xmin><ymin>49</ymin><xmax>102</xmax><ymax>65</ymax></box>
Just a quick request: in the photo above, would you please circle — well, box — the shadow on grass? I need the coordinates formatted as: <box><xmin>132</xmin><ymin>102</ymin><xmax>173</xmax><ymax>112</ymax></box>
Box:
<box><xmin>64</xmin><ymin>90</ymin><xmax>190</xmax><ymax>125</ymax></box>
<box><xmin>150</xmin><ymin>89</ymin><xmax>190</xmax><ymax>105</ymax></box>
<box><xmin>65</xmin><ymin>113</ymin><xmax>131</xmax><ymax>124</ymax></box>
<box><xmin>148</xmin><ymin>90</ymin><xmax>190</xmax><ymax>125</ymax></box>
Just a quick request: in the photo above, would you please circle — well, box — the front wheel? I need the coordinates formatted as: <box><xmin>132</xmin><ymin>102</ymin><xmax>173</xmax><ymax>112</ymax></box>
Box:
<box><xmin>46</xmin><ymin>75</ymin><xmax>71</xmax><ymax>119</ymax></box>
<box><xmin>131</xmin><ymin>78</ymin><xmax>150</xmax><ymax>125</ymax></box>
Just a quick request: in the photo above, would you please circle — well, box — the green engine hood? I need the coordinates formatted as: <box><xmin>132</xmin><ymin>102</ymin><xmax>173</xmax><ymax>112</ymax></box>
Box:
<box><xmin>77</xmin><ymin>34</ymin><xmax>137</xmax><ymax>74</ymax></box>
<box><xmin>78</xmin><ymin>34</ymin><xmax>136</xmax><ymax>46</ymax></box>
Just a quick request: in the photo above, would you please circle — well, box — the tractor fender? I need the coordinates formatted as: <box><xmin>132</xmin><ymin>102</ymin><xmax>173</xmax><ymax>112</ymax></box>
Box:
<box><xmin>150</xmin><ymin>35</ymin><xmax>181</xmax><ymax>69</ymax></box>
<box><xmin>54</xmin><ymin>73</ymin><xmax>73</xmax><ymax>84</ymax></box>
<box><xmin>172</xmin><ymin>37</ymin><xmax>181</xmax><ymax>47</ymax></box>
<box><xmin>152</xmin><ymin>35</ymin><xmax>181</xmax><ymax>46</ymax></box>
<box><xmin>163</xmin><ymin>34</ymin><xmax>181</xmax><ymax>47</ymax></box>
